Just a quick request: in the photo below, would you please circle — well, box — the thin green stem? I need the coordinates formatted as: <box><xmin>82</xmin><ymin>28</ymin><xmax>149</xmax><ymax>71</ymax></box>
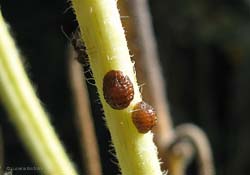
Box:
<box><xmin>71</xmin><ymin>0</ymin><xmax>162</xmax><ymax>174</ymax></box>
<box><xmin>0</xmin><ymin>12</ymin><xmax>78</xmax><ymax>175</ymax></box>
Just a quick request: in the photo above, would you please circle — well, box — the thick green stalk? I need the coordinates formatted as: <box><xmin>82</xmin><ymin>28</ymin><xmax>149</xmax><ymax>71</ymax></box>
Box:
<box><xmin>71</xmin><ymin>0</ymin><xmax>162</xmax><ymax>174</ymax></box>
<box><xmin>0</xmin><ymin>12</ymin><xmax>77</xmax><ymax>175</ymax></box>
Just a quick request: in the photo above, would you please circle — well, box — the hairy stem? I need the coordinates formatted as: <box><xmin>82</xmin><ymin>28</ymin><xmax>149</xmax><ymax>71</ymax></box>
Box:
<box><xmin>71</xmin><ymin>0</ymin><xmax>162</xmax><ymax>174</ymax></box>
<box><xmin>0</xmin><ymin>12</ymin><xmax>77</xmax><ymax>175</ymax></box>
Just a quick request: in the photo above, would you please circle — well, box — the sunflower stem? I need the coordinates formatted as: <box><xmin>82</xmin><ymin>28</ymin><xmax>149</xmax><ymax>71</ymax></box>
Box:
<box><xmin>71</xmin><ymin>0</ymin><xmax>163</xmax><ymax>174</ymax></box>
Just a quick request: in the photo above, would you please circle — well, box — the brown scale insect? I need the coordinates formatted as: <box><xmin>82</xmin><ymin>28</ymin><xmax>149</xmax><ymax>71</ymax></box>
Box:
<box><xmin>132</xmin><ymin>101</ymin><xmax>157</xmax><ymax>133</ymax></box>
<box><xmin>70</xmin><ymin>29</ymin><xmax>89</xmax><ymax>65</ymax></box>
<box><xmin>103</xmin><ymin>70</ymin><xmax>134</xmax><ymax>110</ymax></box>
<box><xmin>61</xmin><ymin>26</ymin><xmax>89</xmax><ymax>65</ymax></box>
<box><xmin>66</xmin><ymin>28</ymin><xmax>95</xmax><ymax>85</ymax></box>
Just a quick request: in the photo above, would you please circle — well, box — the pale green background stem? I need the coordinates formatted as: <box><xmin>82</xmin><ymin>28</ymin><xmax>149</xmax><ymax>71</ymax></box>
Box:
<box><xmin>0</xmin><ymin>12</ymin><xmax>78</xmax><ymax>175</ymax></box>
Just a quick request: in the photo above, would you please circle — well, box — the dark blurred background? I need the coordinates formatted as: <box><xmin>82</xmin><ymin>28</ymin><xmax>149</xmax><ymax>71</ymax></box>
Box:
<box><xmin>0</xmin><ymin>0</ymin><xmax>250</xmax><ymax>175</ymax></box>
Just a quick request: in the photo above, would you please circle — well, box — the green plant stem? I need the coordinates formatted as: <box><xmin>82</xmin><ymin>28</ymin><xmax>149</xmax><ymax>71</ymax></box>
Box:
<box><xmin>71</xmin><ymin>0</ymin><xmax>162</xmax><ymax>174</ymax></box>
<box><xmin>0</xmin><ymin>12</ymin><xmax>78</xmax><ymax>175</ymax></box>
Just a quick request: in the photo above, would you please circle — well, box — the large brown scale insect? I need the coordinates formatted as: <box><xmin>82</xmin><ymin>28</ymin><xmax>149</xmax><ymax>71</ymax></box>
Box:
<box><xmin>103</xmin><ymin>70</ymin><xmax>134</xmax><ymax>110</ymax></box>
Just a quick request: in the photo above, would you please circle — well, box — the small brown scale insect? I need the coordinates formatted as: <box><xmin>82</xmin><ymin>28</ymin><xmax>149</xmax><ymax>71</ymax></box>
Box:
<box><xmin>132</xmin><ymin>101</ymin><xmax>157</xmax><ymax>133</ymax></box>
<box><xmin>69</xmin><ymin>28</ymin><xmax>95</xmax><ymax>84</ymax></box>
<box><xmin>71</xmin><ymin>29</ymin><xmax>89</xmax><ymax>65</ymax></box>
<box><xmin>103</xmin><ymin>70</ymin><xmax>134</xmax><ymax>110</ymax></box>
